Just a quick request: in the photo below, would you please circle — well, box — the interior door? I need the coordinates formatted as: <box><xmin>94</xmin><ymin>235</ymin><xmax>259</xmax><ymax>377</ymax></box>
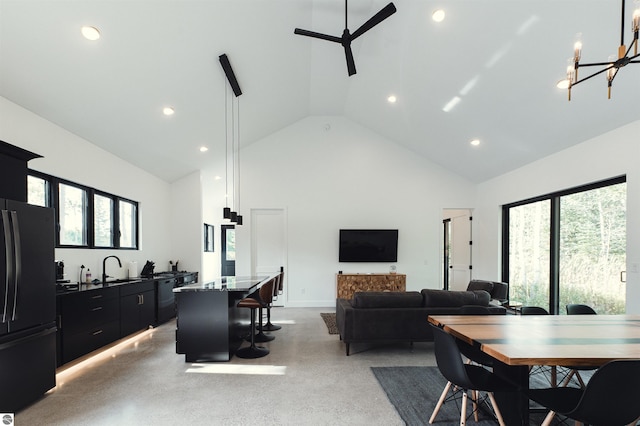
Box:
<box><xmin>443</xmin><ymin>209</ymin><xmax>472</xmax><ymax>291</ymax></box>
<box><xmin>250</xmin><ymin>209</ymin><xmax>286</xmax><ymax>306</ymax></box>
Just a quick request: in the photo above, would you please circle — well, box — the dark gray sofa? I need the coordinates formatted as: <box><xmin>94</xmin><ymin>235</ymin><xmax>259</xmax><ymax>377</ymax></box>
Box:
<box><xmin>335</xmin><ymin>289</ymin><xmax>505</xmax><ymax>355</ymax></box>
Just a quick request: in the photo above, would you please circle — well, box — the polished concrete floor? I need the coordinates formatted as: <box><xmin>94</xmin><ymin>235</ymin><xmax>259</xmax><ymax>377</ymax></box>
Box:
<box><xmin>17</xmin><ymin>307</ymin><xmax>437</xmax><ymax>425</ymax></box>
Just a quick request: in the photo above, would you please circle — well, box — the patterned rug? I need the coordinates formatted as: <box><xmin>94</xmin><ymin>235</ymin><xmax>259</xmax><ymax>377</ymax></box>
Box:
<box><xmin>320</xmin><ymin>313</ymin><xmax>338</xmax><ymax>334</ymax></box>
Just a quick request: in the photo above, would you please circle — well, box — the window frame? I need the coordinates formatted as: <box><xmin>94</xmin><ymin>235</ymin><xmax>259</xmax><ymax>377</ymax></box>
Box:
<box><xmin>204</xmin><ymin>223</ymin><xmax>214</xmax><ymax>252</ymax></box>
<box><xmin>27</xmin><ymin>170</ymin><xmax>139</xmax><ymax>250</ymax></box>
<box><xmin>501</xmin><ymin>175</ymin><xmax>626</xmax><ymax>314</ymax></box>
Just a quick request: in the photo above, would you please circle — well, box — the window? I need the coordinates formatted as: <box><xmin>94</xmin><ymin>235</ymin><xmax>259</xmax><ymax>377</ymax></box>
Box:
<box><xmin>27</xmin><ymin>170</ymin><xmax>139</xmax><ymax>250</ymax></box>
<box><xmin>94</xmin><ymin>193</ymin><xmax>114</xmax><ymax>247</ymax></box>
<box><xmin>27</xmin><ymin>174</ymin><xmax>49</xmax><ymax>207</ymax></box>
<box><xmin>225</xmin><ymin>227</ymin><xmax>236</xmax><ymax>261</ymax></box>
<box><xmin>204</xmin><ymin>224</ymin><xmax>214</xmax><ymax>252</ymax></box>
<box><xmin>118</xmin><ymin>199</ymin><xmax>137</xmax><ymax>249</ymax></box>
<box><xmin>503</xmin><ymin>176</ymin><xmax>626</xmax><ymax>314</ymax></box>
<box><xmin>59</xmin><ymin>182</ymin><xmax>88</xmax><ymax>246</ymax></box>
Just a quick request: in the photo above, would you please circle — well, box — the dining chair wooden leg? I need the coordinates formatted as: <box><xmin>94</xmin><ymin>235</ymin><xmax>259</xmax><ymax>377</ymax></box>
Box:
<box><xmin>541</xmin><ymin>410</ymin><xmax>556</xmax><ymax>426</ymax></box>
<box><xmin>486</xmin><ymin>392</ymin><xmax>506</xmax><ymax>426</ymax></box>
<box><xmin>472</xmin><ymin>390</ymin><xmax>479</xmax><ymax>422</ymax></box>
<box><xmin>561</xmin><ymin>370</ymin><xmax>575</xmax><ymax>387</ymax></box>
<box><xmin>428</xmin><ymin>381</ymin><xmax>451</xmax><ymax>424</ymax></box>
<box><xmin>460</xmin><ymin>390</ymin><xmax>467</xmax><ymax>426</ymax></box>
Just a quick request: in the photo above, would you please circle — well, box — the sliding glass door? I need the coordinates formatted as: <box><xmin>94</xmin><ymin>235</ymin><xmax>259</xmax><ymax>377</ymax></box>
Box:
<box><xmin>559</xmin><ymin>184</ymin><xmax>626</xmax><ymax>314</ymax></box>
<box><xmin>503</xmin><ymin>177</ymin><xmax>626</xmax><ymax>314</ymax></box>
<box><xmin>507</xmin><ymin>200</ymin><xmax>551</xmax><ymax>310</ymax></box>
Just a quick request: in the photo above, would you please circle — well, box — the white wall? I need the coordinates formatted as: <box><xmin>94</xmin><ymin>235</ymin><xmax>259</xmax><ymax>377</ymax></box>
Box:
<box><xmin>170</xmin><ymin>171</ymin><xmax>203</xmax><ymax>276</ymax></box>
<box><xmin>0</xmin><ymin>96</ymin><xmax>173</xmax><ymax>282</ymax></box>
<box><xmin>473</xmin><ymin>119</ymin><xmax>640</xmax><ymax>313</ymax></box>
<box><xmin>235</xmin><ymin>116</ymin><xmax>476</xmax><ymax>307</ymax></box>
<box><xmin>200</xmin><ymin>167</ymin><xmax>227</xmax><ymax>282</ymax></box>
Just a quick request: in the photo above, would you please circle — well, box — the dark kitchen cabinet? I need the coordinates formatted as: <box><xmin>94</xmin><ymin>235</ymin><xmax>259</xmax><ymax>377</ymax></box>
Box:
<box><xmin>120</xmin><ymin>280</ymin><xmax>155</xmax><ymax>337</ymax></box>
<box><xmin>156</xmin><ymin>278</ymin><xmax>177</xmax><ymax>324</ymax></box>
<box><xmin>57</xmin><ymin>286</ymin><xmax>120</xmax><ymax>366</ymax></box>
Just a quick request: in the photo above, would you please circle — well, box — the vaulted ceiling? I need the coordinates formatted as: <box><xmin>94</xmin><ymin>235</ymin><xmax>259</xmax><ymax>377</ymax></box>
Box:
<box><xmin>1</xmin><ymin>0</ymin><xmax>639</xmax><ymax>183</ymax></box>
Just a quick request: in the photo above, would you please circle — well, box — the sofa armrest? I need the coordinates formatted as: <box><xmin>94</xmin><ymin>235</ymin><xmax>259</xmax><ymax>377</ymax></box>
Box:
<box><xmin>336</xmin><ymin>298</ymin><xmax>351</xmax><ymax>338</ymax></box>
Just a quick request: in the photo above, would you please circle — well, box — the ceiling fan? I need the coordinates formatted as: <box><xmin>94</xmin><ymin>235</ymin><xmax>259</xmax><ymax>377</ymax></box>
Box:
<box><xmin>294</xmin><ymin>1</ymin><xmax>397</xmax><ymax>76</ymax></box>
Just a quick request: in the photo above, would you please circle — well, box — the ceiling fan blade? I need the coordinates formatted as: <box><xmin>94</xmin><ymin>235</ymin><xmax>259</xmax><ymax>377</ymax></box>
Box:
<box><xmin>344</xmin><ymin>42</ymin><xmax>357</xmax><ymax>76</ymax></box>
<box><xmin>294</xmin><ymin>28</ymin><xmax>342</xmax><ymax>43</ymax></box>
<box><xmin>351</xmin><ymin>2</ymin><xmax>396</xmax><ymax>41</ymax></box>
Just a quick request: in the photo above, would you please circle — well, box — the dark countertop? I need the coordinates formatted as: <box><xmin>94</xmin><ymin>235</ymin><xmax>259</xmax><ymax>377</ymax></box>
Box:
<box><xmin>173</xmin><ymin>275</ymin><xmax>270</xmax><ymax>293</ymax></box>
<box><xmin>56</xmin><ymin>271</ymin><xmax>197</xmax><ymax>295</ymax></box>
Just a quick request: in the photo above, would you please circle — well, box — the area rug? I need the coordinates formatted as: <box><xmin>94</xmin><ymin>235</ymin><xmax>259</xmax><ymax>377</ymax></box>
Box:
<box><xmin>371</xmin><ymin>366</ymin><xmax>499</xmax><ymax>426</ymax></box>
<box><xmin>320</xmin><ymin>312</ymin><xmax>338</xmax><ymax>334</ymax></box>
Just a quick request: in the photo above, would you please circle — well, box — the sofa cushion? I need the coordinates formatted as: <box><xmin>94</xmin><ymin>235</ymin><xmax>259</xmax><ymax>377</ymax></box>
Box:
<box><xmin>421</xmin><ymin>289</ymin><xmax>490</xmax><ymax>308</ymax></box>
<box><xmin>351</xmin><ymin>291</ymin><xmax>423</xmax><ymax>309</ymax></box>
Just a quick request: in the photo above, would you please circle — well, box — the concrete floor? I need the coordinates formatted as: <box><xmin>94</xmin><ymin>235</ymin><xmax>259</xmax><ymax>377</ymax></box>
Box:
<box><xmin>17</xmin><ymin>307</ymin><xmax>437</xmax><ymax>426</ymax></box>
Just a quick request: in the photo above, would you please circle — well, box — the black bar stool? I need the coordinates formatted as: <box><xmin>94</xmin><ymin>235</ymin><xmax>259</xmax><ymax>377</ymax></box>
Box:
<box><xmin>236</xmin><ymin>297</ymin><xmax>269</xmax><ymax>359</ymax></box>
<box><xmin>262</xmin><ymin>272</ymin><xmax>282</xmax><ymax>331</ymax></box>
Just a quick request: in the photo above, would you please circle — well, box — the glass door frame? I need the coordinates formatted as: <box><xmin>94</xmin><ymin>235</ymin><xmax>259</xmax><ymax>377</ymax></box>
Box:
<box><xmin>501</xmin><ymin>175</ymin><xmax>626</xmax><ymax>315</ymax></box>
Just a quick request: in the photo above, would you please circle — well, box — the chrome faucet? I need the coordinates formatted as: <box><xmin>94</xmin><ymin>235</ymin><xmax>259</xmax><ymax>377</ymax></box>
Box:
<box><xmin>102</xmin><ymin>255</ymin><xmax>122</xmax><ymax>284</ymax></box>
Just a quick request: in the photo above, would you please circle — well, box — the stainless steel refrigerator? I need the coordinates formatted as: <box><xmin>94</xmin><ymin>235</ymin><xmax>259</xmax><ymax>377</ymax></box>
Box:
<box><xmin>0</xmin><ymin>198</ymin><xmax>56</xmax><ymax>412</ymax></box>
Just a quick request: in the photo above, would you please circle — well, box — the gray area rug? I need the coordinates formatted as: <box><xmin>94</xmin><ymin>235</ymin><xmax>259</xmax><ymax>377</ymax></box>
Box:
<box><xmin>372</xmin><ymin>366</ymin><xmax>499</xmax><ymax>426</ymax></box>
<box><xmin>320</xmin><ymin>312</ymin><xmax>338</xmax><ymax>334</ymax></box>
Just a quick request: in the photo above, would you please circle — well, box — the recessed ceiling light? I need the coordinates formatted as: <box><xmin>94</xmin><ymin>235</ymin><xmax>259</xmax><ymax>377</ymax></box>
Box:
<box><xmin>387</xmin><ymin>95</ymin><xmax>397</xmax><ymax>103</ymax></box>
<box><xmin>199</xmin><ymin>146</ymin><xmax>209</xmax><ymax>152</ymax></box>
<box><xmin>214</xmin><ymin>176</ymin><xmax>222</xmax><ymax>180</ymax></box>
<box><xmin>470</xmin><ymin>139</ymin><xmax>481</xmax><ymax>146</ymax></box>
<box><xmin>162</xmin><ymin>106</ymin><xmax>175</xmax><ymax>116</ymax></box>
<box><xmin>81</xmin><ymin>26</ymin><xmax>100</xmax><ymax>41</ymax></box>
<box><xmin>432</xmin><ymin>9</ymin><xmax>445</xmax><ymax>23</ymax></box>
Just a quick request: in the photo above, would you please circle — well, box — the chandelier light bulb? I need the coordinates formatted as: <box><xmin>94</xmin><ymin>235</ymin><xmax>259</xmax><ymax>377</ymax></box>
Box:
<box><xmin>633</xmin><ymin>8</ymin><xmax>640</xmax><ymax>31</ymax></box>
<box><xmin>573</xmin><ymin>41</ymin><xmax>582</xmax><ymax>62</ymax></box>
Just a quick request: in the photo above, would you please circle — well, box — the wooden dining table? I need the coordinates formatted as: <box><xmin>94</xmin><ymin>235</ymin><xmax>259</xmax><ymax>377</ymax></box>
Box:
<box><xmin>428</xmin><ymin>314</ymin><xmax>640</xmax><ymax>425</ymax></box>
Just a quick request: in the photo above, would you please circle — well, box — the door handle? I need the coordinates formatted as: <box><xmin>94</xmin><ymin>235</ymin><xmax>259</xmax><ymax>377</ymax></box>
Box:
<box><xmin>91</xmin><ymin>306</ymin><xmax>103</xmax><ymax>312</ymax></box>
<box><xmin>92</xmin><ymin>329</ymin><xmax>104</xmax><ymax>336</ymax></box>
<box><xmin>1</xmin><ymin>210</ymin><xmax>11</xmax><ymax>324</ymax></box>
<box><xmin>9</xmin><ymin>211</ymin><xmax>21</xmax><ymax>321</ymax></box>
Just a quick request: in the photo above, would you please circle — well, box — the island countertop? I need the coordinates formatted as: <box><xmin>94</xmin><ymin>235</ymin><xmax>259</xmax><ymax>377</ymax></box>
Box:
<box><xmin>173</xmin><ymin>275</ymin><xmax>270</xmax><ymax>292</ymax></box>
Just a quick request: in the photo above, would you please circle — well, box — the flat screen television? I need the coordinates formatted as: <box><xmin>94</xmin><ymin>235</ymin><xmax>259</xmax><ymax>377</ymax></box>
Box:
<box><xmin>339</xmin><ymin>229</ymin><xmax>398</xmax><ymax>262</ymax></box>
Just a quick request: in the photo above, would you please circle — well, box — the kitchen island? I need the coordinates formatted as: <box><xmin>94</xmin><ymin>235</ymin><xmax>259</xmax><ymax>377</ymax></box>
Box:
<box><xmin>173</xmin><ymin>276</ymin><xmax>271</xmax><ymax>362</ymax></box>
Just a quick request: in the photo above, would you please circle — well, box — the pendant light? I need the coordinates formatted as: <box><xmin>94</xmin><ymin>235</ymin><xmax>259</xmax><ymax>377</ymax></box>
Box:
<box><xmin>219</xmin><ymin>54</ymin><xmax>243</xmax><ymax>225</ymax></box>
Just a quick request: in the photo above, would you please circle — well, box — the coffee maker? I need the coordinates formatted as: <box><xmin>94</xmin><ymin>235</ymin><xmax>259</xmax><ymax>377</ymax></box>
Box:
<box><xmin>55</xmin><ymin>260</ymin><xmax>69</xmax><ymax>283</ymax></box>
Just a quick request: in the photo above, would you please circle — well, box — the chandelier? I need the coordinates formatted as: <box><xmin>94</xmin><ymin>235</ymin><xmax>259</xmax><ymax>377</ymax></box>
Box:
<box><xmin>559</xmin><ymin>0</ymin><xmax>640</xmax><ymax>100</ymax></box>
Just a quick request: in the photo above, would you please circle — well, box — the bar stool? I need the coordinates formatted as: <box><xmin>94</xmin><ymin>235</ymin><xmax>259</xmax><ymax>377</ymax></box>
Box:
<box><xmin>247</xmin><ymin>278</ymin><xmax>275</xmax><ymax>344</ymax></box>
<box><xmin>235</xmin><ymin>296</ymin><xmax>269</xmax><ymax>359</ymax></box>
<box><xmin>262</xmin><ymin>273</ymin><xmax>282</xmax><ymax>331</ymax></box>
